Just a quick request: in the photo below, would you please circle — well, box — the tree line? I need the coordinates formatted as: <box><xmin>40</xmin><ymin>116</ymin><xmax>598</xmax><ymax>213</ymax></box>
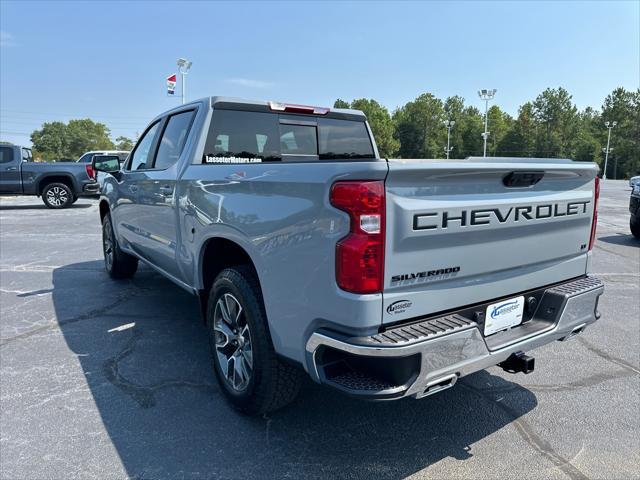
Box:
<box><xmin>29</xmin><ymin>119</ymin><xmax>134</xmax><ymax>161</ymax></box>
<box><xmin>25</xmin><ymin>86</ymin><xmax>638</xmax><ymax>178</ymax></box>
<box><xmin>335</xmin><ymin>87</ymin><xmax>639</xmax><ymax>179</ymax></box>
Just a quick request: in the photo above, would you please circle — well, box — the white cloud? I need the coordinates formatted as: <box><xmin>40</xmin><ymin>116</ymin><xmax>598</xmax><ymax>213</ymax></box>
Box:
<box><xmin>226</xmin><ymin>78</ymin><xmax>275</xmax><ymax>89</ymax></box>
<box><xmin>0</xmin><ymin>31</ymin><xmax>16</xmax><ymax>47</ymax></box>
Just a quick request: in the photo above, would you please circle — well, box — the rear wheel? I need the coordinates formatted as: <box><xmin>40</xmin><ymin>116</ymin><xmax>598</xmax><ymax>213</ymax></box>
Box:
<box><xmin>207</xmin><ymin>267</ymin><xmax>301</xmax><ymax>415</ymax></box>
<box><xmin>102</xmin><ymin>213</ymin><xmax>138</xmax><ymax>279</ymax></box>
<box><xmin>631</xmin><ymin>216</ymin><xmax>640</xmax><ymax>240</ymax></box>
<box><xmin>42</xmin><ymin>182</ymin><xmax>73</xmax><ymax>209</ymax></box>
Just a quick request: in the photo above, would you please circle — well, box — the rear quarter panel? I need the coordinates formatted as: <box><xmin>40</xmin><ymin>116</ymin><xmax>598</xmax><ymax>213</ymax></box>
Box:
<box><xmin>178</xmin><ymin>161</ymin><xmax>388</xmax><ymax>364</ymax></box>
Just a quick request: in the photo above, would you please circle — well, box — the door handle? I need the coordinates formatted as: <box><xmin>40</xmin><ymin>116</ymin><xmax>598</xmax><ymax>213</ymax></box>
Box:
<box><xmin>6</xmin><ymin>167</ymin><xmax>17</xmax><ymax>171</ymax></box>
<box><xmin>159</xmin><ymin>185</ymin><xmax>174</xmax><ymax>196</ymax></box>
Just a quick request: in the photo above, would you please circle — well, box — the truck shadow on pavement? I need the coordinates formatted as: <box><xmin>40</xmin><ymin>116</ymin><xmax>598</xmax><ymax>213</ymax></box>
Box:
<box><xmin>52</xmin><ymin>260</ymin><xmax>538</xmax><ymax>479</ymax></box>
<box><xmin>598</xmin><ymin>234</ymin><xmax>639</xmax><ymax>247</ymax></box>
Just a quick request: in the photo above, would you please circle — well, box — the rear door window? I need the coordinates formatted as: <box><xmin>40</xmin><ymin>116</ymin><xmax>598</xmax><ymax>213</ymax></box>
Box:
<box><xmin>0</xmin><ymin>146</ymin><xmax>14</xmax><ymax>164</ymax></box>
<box><xmin>127</xmin><ymin>122</ymin><xmax>160</xmax><ymax>171</ymax></box>
<box><xmin>154</xmin><ymin>110</ymin><xmax>196</xmax><ymax>170</ymax></box>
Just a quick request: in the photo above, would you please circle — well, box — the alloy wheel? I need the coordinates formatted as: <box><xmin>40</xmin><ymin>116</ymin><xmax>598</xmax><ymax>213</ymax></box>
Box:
<box><xmin>103</xmin><ymin>221</ymin><xmax>114</xmax><ymax>271</ymax></box>
<box><xmin>213</xmin><ymin>293</ymin><xmax>253</xmax><ymax>392</ymax></box>
<box><xmin>46</xmin><ymin>186</ymin><xmax>68</xmax><ymax>207</ymax></box>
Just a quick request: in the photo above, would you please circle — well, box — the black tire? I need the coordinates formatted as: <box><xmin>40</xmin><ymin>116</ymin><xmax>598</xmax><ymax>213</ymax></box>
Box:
<box><xmin>42</xmin><ymin>182</ymin><xmax>73</xmax><ymax>209</ymax></box>
<box><xmin>207</xmin><ymin>267</ymin><xmax>301</xmax><ymax>415</ymax></box>
<box><xmin>102</xmin><ymin>213</ymin><xmax>138</xmax><ymax>279</ymax></box>
<box><xmin>631</xmin><ymin>217</ymin><xmax>640</xmax><ymax>240</ymax></box>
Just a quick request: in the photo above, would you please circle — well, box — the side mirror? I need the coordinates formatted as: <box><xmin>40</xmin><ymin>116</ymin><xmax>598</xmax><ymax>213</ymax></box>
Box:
<box><xmin>92</xmin><ymin>155</ymin><xmax>120</xmax><ymax>173</ymax></box>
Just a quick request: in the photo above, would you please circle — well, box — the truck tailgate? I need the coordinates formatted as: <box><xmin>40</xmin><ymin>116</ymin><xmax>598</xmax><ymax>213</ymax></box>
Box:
<box><xmin>382</xmin><ymin>158</ymin><xmax>598</xmax><ymax>325</ymax></box>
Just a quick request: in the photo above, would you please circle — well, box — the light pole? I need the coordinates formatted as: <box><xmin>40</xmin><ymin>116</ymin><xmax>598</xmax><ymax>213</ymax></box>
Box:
<box><xmin>478</xmin><ymin>89</ymin><xmax>497</xmax><ymax>157</ymax></box>
<box><xmin>602</xmin><ymin>120</ymin><xmax>617</xmax><ymax>180</ymax></box>
<box><xmin>444</xmin><ymin>120</ymin><xmax>455</xmax><ymax>159</ymax></box>
<box><xmin>177</xmin><ymin>58</ymin><xmax>193</xmax><ymax>105</ymax></box>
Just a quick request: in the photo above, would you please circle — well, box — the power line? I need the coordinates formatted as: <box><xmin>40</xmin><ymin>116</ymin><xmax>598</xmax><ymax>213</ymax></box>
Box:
<box><xmin>0</xmin><ymin>109</ymin><xmax>150</xmax><ymax>120</ymax></box>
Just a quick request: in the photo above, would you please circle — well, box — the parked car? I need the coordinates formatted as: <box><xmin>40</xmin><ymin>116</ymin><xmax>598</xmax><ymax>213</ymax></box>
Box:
<box><xmin>0</xmin><ymin>144</ymin><xmax>99</xmax><ymax>208</ymax></box>
<box><xmin>76</xmin><ymin>150</ymin><xmax>129</xmax><ymax>164</ymax></box>
<box><xmin>94</xmin><ymin>97</ymin><xmax>604</xmax><ymax>415</ymax></box>
<box><xmin>630</xmin><ymin>182</ymin><xmax>640</xmax><ymax>239</ymax></box>
<box><xmin>77</xmin><ymin>151</ymin><xmax>129</xmax><ymax>190</ymax></box>
<box><xmin>629</xmin><ymin>175</ymin><xmax>640</xmax><ymax>188</ymax></box>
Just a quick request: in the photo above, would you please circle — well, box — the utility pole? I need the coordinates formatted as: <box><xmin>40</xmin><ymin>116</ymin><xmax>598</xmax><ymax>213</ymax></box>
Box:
<box><xmin>478</xmin><ymin>89</ymin><xmax>497</xmax><ymax>157</ymax></box>
<box><xmin>177</xmin><ymin>58</ymin><xmax>193</xmax><ymax>105</ymax></box>
<box><xmin>444</xmin><ymin>120</ymin><xmax>455</xmax><ymax>159</ymax></box>
<box><xmin>602</xmin><ymin>120</ymin><xmax>617</xmax><ymax>180</ymax></box>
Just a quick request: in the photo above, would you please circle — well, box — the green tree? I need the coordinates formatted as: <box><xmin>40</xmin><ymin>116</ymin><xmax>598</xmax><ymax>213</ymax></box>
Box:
<box><xmin>30</xmin><ymin>121</ymin><xmax>70</xmax><ymax>161</ymax></box>
<box><xmin>115</xmin><ymin>136</ymin><xmax>134</xmax><ymax>151</ymax></box>
<box><xmin>442</xmin><ymin>96</ymin><xmax>465</xmax><ymax>158</ymax></box>
<box><xmin>599</xmin><ymin>87</ymin><xmax>640</xmax><ymax>179</ymax></box>
<box><xmin>393</xmin><ymin>93</ymin><xmax>445</xmax><ymax>158</ymax></box>
<box><xmin>333</xmin><ymin>99</ymin><xmax>350</xmax><ymax>109</ymax></box>
<box><xmin>349</xmin><ymin>99</ymin><xmax>399</xmax><ymax>158</ymax></box>
<box><xmin>572</xmin><ymin>106</ymin><xmax>601</xmax><ymax>164</ymax></box>
<box><xmin>531</xmin><ymin>87</ymin><xmax>579</xmax><ymax>157</ymax></box>
<box><xmin>487</xmin><ymin>105</ymin><xmax>513</xmax><ymax>156</ymax></box>
<box><xmin>498</xmin><ymin>102</ymin><xmax>536</xmax><ymax>157</ymax></box>
<box><xmin>30</xmin><ymin>119</ymin><xmax>114</xmax><ymax>161</ymax></box>
<box><xmin>66</xmin><ymin>119</ymin><xmax>114</xmax><ymax>158</ymax></box>
<box><xmin>457</xmin><ymin>106</ymin><xmax>484</xmax><ymax>158</ymax></box>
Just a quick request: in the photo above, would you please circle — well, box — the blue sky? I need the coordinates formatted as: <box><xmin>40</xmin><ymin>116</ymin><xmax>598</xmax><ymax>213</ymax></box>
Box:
<box><xmin>1</xmin><ymin>0</ymin><xmax>638</xmax><ymax>147</ymax></box>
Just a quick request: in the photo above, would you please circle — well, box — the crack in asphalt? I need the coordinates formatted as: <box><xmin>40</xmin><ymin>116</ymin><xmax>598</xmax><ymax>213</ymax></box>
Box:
<box><xmin>103</xmin><ymin>329</ymin><xmax>218</xmax><ymax>408</ymax></box>
<box><xmin>576</xmin><ymin>337</ymin><xmax>640</xmax><ymax>375</ymax></box>
<box><xmin>472</xmin><ymin>367</ymin><xmax>636</xmax><ymax>395</ymax></box>
<box><xmin>527</xmin><ymin>369</ymin><xmax>636</xmax><ymax>392</ymax></box>
<box><xmin>460</xmin><ymin>382</ymin><xmax>590</xmax><ymax>480</ymax></box>
<box><xmin>0</xmin><ymin>284</ymin><xmax>146</xmax><ymax>347</ymax></box>
<box><xmin>594</xmin><ymin>243</ymin><xmax>630</xmax><ymax>259</ymax></box>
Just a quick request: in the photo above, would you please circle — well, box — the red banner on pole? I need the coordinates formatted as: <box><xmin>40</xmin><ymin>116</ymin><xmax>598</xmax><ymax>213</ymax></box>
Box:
<box><xmin>167</xmin><ymin>73</ymin><xmax>177</xmax><ymax>95</ymax></box>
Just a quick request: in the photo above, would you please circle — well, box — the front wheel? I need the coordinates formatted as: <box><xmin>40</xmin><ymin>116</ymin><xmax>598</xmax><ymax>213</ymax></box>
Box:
<box><xmin>102</xmin><ymin>213</ymin><xmax>138</xmax><ymax>279</ymax></box>
<box><xmin>42</xmin><ymin>182</ymin><xmax>73</xmax><ymax>209</ymax></box>
<box><xmin>207</xmin><ymin>267</ymin><xmax>301</xmax><ymax>415</ymax></box>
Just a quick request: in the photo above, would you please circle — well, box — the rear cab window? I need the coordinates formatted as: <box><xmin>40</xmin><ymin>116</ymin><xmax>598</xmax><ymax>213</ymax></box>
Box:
<box><xmin>203</xmin><ymin>109</ymin><xmax>375</xmax><ymax>164</ymax></box>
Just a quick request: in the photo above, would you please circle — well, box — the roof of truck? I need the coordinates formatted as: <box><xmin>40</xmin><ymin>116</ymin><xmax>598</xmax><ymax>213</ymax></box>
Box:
<box><xmin>208</xmin><ymin>96</ymin><xmax>367</xmax><ymax>122</ymax></box>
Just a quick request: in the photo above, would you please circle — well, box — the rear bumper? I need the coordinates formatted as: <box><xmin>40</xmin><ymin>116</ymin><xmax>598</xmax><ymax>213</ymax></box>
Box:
<box><xmin>80</xmin><ymin>182</ymin><xmax>100</xmax><ymax>197</ymax></box>
<box><xmin>305</xmin><ymin>276</ymin><xmax>604</xmax><ymax>400</ymax></box>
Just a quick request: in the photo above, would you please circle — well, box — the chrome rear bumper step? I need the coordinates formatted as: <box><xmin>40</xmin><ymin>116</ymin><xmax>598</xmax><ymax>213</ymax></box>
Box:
<box><xmin>305</xmin><ymin>275</ymin><xmax>604</xmax><ymax>400</ymax></box>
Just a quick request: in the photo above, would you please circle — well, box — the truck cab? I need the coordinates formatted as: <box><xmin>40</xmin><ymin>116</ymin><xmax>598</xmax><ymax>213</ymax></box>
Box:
<box><xmin>0</xmin><ymin>144</ymin><xmax>32</xmax><ymax>194</ymax></box>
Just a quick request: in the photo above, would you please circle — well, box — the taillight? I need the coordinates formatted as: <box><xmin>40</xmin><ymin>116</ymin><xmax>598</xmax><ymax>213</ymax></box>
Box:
<box><xmin>330</xmin><ymin>181</ymin><xmax>385</xmax><ymax>294</ymax></box>
<box><xmin>588</xmin><ymin>176</ymin><xmax>600</xmax><ymax>250</ymax></box>
<box><xmin>268</xmin><ymin>101</ymin><xmax>330</xmax><ymax>115</ymax></box>
<box><xmin>85</xmin><ymin>164</ymin><xmax>95</xmax><ymax>180</ymax></box>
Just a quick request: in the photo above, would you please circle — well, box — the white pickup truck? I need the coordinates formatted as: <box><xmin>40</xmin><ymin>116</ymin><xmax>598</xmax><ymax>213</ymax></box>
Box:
<box><xmin>94</xmin><ymin>97</ymin><xmax>604</xmax><ymax>414</ymax></box>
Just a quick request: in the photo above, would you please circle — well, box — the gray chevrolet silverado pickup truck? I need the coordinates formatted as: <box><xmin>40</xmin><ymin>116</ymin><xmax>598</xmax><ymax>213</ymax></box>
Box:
<box><xmin>94</xmin><ymin>97</ymin><xmax>604</xmax><ymax>415</ymax></box>
<box><xmin>0</xmin><ymin>144</ymin><xmax>99</xmax><ymax>208</ymax></box>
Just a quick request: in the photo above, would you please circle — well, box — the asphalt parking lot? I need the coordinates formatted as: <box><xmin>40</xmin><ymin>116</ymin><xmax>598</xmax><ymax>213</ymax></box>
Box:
<box><xmin>0</xmin><ymin>180</ymin><xmax>638</xmax><ymax>480</ymax></box>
